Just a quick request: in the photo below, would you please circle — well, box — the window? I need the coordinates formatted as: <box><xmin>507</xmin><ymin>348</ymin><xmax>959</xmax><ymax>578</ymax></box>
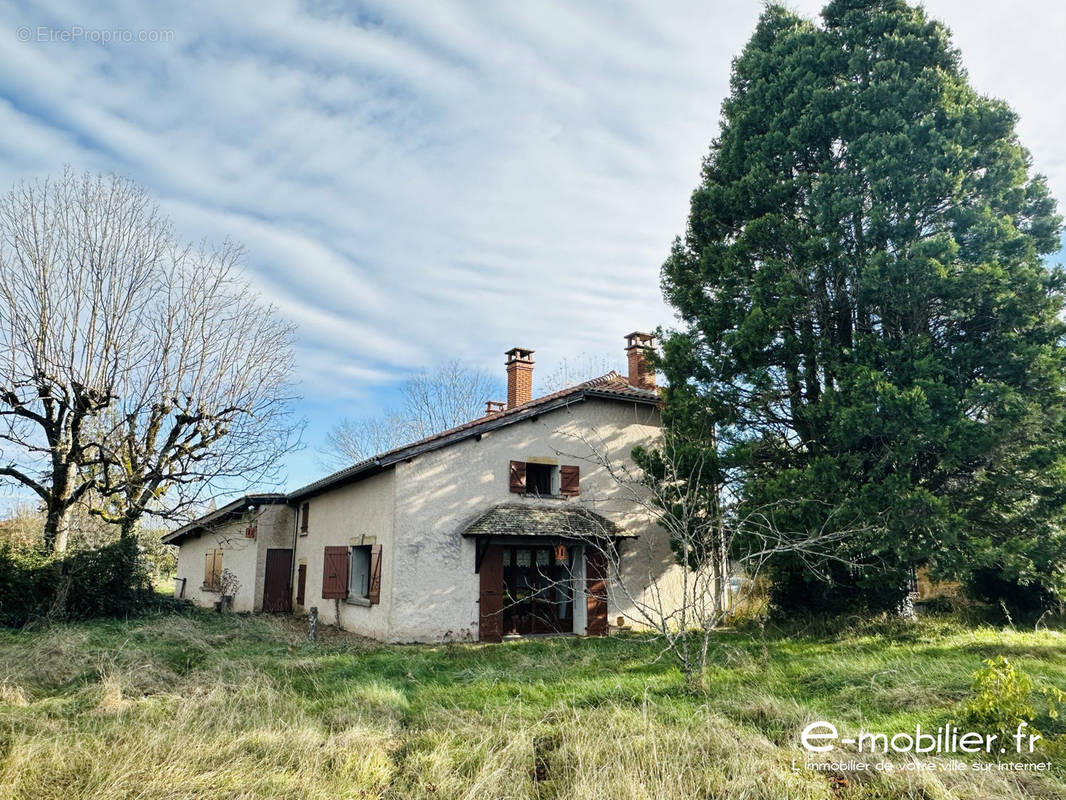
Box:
<box><xmin>349</xmin><ymin>545</ymin><xmax>372</xmax><ymax>599</ymax></box>
<box><xmin>203</xmin><ymin>548</ymin><xmax>223</xmax><ymax>591</ymax></box>
<box><xmin>509</xmin><ymin>460</ymin><xmax>581</xmax><ymax>496</ymax></box>
<box><xmin>323</xmin><ymin>543</ymin><xmax>382</xmax><ymax>604</ymax></box>
<box><xmin>299</xmin><ymin>502</ymin><xmax>310</xmax><ymax>533</ymax></box>
<box><xmin>526</xmin><ymin>463</ymin><xmax>553</xmax><ymax>495</ymax></box>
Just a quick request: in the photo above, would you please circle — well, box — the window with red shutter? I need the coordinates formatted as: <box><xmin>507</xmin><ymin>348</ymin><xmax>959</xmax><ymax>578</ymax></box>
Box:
<box><xmin>322</xmin><ymin>546</ymin><xmax>348</xmax><ymax>599</ymax></box>
<box><xmin>300</xmin><ymin>502</ymin><xmax>310</xmax><ymax>533</ymax></box>
<box><xmin>509</xmin><ymin>460</ymin><xmax>526</xmax><ymax>493</ymax></box>
<box><xmin>560</xmin><ymin>465</ymin><xmax>580</xmax><ymax>496</ymax></box>
<box><xmin>296</xmin><ymin>564</ymin><xmax>306</xmax><ymax>605</ymax></box>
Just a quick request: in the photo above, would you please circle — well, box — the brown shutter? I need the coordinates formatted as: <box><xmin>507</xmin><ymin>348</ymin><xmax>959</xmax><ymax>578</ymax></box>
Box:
<box><xmin>322</xmin><ymin>546</ymin><xmax>348</xmax><ymax>599</ymax></box>
<box><xmin>478</xmin><ymin>545</ymin><xmax>504</xmax><ymax>642</ymax></box>
<box><xmin>296</xmin><ymin>564</ymin><xmax>307</xmax><ymax>605</ymax></box>
<box><xmin>300</xmin><ymin>502</ymin><xmax>310</xmax><ymax>533</ymax></box>
<box><xmin>368</xmin><ymin>544</ymin><xmax>382</xmax><ymax>604</ymax></box>
<box><xmin>204</xmin><ymin>551</ymin><xmax>213</xmax><ymax>587</ymax></box>
<box><xmin>509</xmin><ymin>460</ymin><xmax>526</xmax><ymax>493</ymax></box>
<box><xmin>586</xmin><ymin>547</ymin><xmax>608</xmax><ymax>636</ymax></box>
<box><xmin>560</xmin><ymin>465</ymin><xmax>580</xmax><ymax>496</ymax></box>
<box><xmin>212</xmin><ymin>550</ymin><xmax>223</xmax><ymax>590</ymax></box>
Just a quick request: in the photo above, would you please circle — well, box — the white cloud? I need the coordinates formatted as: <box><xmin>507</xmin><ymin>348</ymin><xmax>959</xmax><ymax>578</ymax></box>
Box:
<box><xmin>0</xmin><ymin>0</ymin><xmax>1061</xmax><ymax>486</ymax></box>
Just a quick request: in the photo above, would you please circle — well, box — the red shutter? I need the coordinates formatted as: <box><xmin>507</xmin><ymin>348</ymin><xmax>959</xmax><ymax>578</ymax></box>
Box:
<box><xmin>322</xmin><ymin>546</ymin><xmax>348</xmax><ymax>599</ymax></box>
<box><xmin>509</xmin><ymin>460</ymin><xmax>526</xmax><ymax>493</ymax></box>
<box><xmin>560</xmin><ymin>465</ymin><xmax>580</xmax><ymax>496</ymax></box>
<box><xmin>368</xmin><ymin>544</ymin><xmax>382</xmax><ymax>605</ymax></box>
<box><xmin>296</xmin><ymin>564</ymin><xmax>306</xmax><ymax>605</ymax></box>
<box><xmin>478</xmin><ymin>545</ymin><xmax>504</xmax><ymax>642</ymax></box>
<box><xmin>586</xmin><ymin>547</ymin><xmax>609</xmax><ymax>636</ymax></box>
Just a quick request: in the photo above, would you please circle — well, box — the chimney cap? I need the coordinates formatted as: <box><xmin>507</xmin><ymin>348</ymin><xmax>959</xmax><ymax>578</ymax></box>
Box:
<box><xmin>624</xmin><ymin>331</ymin><xmax>654</xmax><ymax>348</ymax></box>
<box><xmin>505</xmin><ymin>347</ymin><xmax>535</xmax><ymax>362</ymax></box>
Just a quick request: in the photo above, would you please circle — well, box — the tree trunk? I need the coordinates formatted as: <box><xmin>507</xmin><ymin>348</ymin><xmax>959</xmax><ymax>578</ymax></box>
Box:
<box><xmin>42</xmin><ymin>504</ymin><xmax>71</xmax><ymax>554</ymax></box>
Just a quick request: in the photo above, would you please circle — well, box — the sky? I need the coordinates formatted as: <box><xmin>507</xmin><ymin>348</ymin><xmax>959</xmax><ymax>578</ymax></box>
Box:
<box><xmin>0</xmin><ymin>0</ymin><xmax>1063</xmax><ymax>492</ymax></box>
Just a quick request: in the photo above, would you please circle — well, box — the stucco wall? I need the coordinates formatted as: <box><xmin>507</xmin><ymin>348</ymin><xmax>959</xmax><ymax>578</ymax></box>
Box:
<box><xmin>389</xmin><ymin>397</ymin><xmax>674</xmax><ymax>642</ymax></box>
<box><xmin>174</xmin><ymin>504</ymin><xmax>294</xmax><ymax>613</ymax></box>
<box><xmin>292</xmin><ymin>469</ymin><xmax>395</xmax><ymax>640</ymax></box>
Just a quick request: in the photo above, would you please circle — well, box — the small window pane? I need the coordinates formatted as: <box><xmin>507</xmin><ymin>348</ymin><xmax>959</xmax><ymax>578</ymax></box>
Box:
<box><xmin>516</xmin><ymin>550</ymin><xmax>531</xmax><ymax>568</ymax></box>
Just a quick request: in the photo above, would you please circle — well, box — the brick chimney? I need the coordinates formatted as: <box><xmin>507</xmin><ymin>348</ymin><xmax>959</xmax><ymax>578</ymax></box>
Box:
<box><xmin>625</xmin><ymin>332</ymin><xmax>656</xmax><ymax>390</ymax></box>
<box><xmin>505</xmin><ymin>347</ymin><xmax>534</xmax><ymax>408</ymax></box>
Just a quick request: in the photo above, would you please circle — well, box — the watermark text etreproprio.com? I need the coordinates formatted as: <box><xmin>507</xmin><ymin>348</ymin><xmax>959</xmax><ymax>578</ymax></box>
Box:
<box><xmin>16</xmin><ymin>25</ymin><xmax>174</xmax><ymax>44</ymax></box>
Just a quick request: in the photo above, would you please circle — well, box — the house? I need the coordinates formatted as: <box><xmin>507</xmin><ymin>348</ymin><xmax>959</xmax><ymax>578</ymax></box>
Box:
<box><xmin>164</xmin><ymin>332</ymin><xmax>683</xmax><ymax>642</ymax></box>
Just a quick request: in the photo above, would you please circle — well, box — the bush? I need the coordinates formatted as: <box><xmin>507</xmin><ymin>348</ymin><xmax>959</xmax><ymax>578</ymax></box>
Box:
<box><xmin>964</xmin><ymin>568</ymin><xmax>1062</xmax><ymax>615</ymax></box>
<box><xmin>0</xmin><ymin>538</ymin><xmax>163</xmax><ymax>627</ymax></box>
<box><xmin>766</xmin><ymin>558</ymin><xmax>912</xmax><ymax>615</ymax></box>
<box><xmin>963</xmin><ymin>656</ymin><xmax>1066</xmax><ymax>740</ymax></box>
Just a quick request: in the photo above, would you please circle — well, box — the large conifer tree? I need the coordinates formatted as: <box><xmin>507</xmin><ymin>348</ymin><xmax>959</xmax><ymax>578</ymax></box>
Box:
<box><xmin>658</xmin><ymin>0</ymin><xmax>1065</xmax><ymax>609</ymax></box>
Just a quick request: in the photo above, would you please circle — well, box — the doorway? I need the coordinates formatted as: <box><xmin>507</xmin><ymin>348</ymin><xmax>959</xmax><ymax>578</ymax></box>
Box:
<box><xmin>501</xmin><ymin>544</ymin><xmax>574</xmax><ymax>635</ymax></box>
<box><xmin>262</xmin><ymin>548</ymin><xmax>293</xmax><ymax>613</ymax></box>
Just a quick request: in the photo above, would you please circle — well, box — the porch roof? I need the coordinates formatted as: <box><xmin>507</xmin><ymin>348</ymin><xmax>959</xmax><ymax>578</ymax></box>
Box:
<box><xmin>461</xmin><ymin>503</ymin><xmax>634</xmax><ymax>540</ymax></box>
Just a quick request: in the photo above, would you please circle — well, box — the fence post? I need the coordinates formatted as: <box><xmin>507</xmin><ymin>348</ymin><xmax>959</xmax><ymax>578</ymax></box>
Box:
<box><xmin>308</xmin><ymin>606</ymin><xmax>318</xmax><ymax>642</ymax></box>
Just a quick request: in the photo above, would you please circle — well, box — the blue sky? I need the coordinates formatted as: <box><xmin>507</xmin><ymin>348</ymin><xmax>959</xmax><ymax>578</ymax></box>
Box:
<box><xmin>0</xmin><ymin>0</ymin><xmax>1063</xmax><ymax>494</ymax></box>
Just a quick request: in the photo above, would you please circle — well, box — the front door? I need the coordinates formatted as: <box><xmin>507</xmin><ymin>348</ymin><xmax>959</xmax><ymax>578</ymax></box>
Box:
<box><xmin>502</xmin><ymin>545</ymin><xmax>574</xmax><ymax>635</ymax></box>
<box><xmin>262</xmin><ymin>548</ymin><xmax>293</xmax><ymax>613</ymax></box>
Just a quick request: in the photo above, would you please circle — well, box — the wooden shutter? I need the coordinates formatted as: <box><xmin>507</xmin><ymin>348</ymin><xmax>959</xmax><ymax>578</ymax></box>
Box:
<box><xmin>368</xmin><ymin>544</ymin><xmax>382</xmax><ymax>604</ymax></box>
<box><xmin>478</xmin><ymin>545</ymin><xmax>504</xmax><ymax>642</ymax></box>
<box><xmin>322</xmin><ymin>546</ymin><xmax>348</xmax><ymax>599</ymax></box>
<box><xmin>509</xmin><ymin>460</ymin><xmax>526</xmax><ymax>493</ymax></box>
<box><xmin>560</xmin><ymin>465</ymin><xmax>580</xmax><ymax>496</ymax></box>
<box><xmin>296</xmin><ymin>564</ymin><xmax>307</xmax><ymax>605</ymax></box>
<box><xmin>204</xmin><ymin>549</ymin><xmax>222</xmax><ymax>590</ymax></box>
<box><xmin>300</xmin><ymin>502</ymin><xmax>310</xmax><ymax>533</ymax></box>
<box><xmin>586</xmin><ymin>547</ymin><xmax>608</xmax><ymax>636</ymax></box>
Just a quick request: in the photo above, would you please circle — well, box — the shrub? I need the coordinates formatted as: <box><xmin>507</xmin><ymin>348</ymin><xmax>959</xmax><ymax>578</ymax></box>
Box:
<box><xmin>963</xmin><ymin>656</ymin><xmax>1066</xmax><ymax>740</ymax></box>
<box><xmin>0</xmin><ymin>538</ymin><xmax>164</xmax><ymax>627</ymax></box>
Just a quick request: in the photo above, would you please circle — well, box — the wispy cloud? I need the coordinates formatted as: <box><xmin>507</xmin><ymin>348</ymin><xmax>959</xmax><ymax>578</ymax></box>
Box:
<box><xmin>0</xmin><ymin>0</ymin><xmax>1062</xmax><ymax>487</ymax></box>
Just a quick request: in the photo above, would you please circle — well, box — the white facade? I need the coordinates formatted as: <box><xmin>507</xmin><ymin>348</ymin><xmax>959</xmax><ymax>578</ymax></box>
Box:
<box><xmin>293</xmin><ymin>397</ymin><xmax>679</xmax><ymax>642</ymax></box>
<box><xmin>171</xmin><ymin>502</ymin><xmax>294</xmax><ymax>613</ymax></box>
<box><xmin>168</xmin><ymin>373</ymin><xmax>682</xmax><ymax>642</ymax></box>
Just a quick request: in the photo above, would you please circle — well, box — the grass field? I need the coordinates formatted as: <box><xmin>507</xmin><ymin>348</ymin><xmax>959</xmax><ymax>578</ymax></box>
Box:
<box><xmin>0</xmin><ymin>610</ymin><xmax>1063</xmax><ymax>799</ymax></box>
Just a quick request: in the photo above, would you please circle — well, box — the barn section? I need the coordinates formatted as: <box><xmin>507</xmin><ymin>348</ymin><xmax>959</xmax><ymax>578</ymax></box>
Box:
<box><xmin>163</xmin><ymin>494</ymin><xmax>295</xmax><ymax>613</ymax></box>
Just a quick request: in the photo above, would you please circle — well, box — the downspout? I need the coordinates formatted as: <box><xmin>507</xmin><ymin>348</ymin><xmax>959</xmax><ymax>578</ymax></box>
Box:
<box><xmin>289</xmin><ymin>500</ymin><xmax>299</xmax><ymax>609</ymax></box>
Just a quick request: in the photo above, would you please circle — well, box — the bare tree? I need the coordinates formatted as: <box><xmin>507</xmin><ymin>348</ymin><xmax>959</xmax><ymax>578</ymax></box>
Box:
<box><xmin>0</xmin><ymin>170</ymin><xmax>165</xmax><ymax>551</ymax></box>
<box><xmin>90</xmin><ymin>242</ymin><xmax>300</xmax><ymax>536</ymax></box>
<box><xmin>0</xmin><ymin>170</ymin><xmax>300</xmax><ymax>551</ymax></box>
<box><xmin>554</xmin><ymin>428</ymin><xmax>870</xmax><ymax>691</ymax></box>
<box><xmin>538</xmin><ymin>352</ymin><xmax>615</xmax><ymax>394</ymax></box>
<box><xmin>323</xmin><ymin>360</ymin><xmax>499</xmax><ymax>465</ymax></box>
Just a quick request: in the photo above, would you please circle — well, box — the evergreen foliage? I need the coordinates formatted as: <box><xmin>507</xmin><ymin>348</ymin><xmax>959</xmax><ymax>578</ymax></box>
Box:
<box><xmin>656</xmin><ymin>0</ymin><xmax>1065</xmax><ymax>609</ymax></box>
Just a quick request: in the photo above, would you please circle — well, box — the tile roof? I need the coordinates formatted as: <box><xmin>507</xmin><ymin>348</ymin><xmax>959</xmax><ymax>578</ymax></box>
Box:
<box><xmin>461</xmin><ymin>503</ymin><xmax>631</xmax><ymax>539</ymax></box>
<box><xmin>161</xmin><ymin>493</ymin><xmax>288</xmax><ymax>544</ymax></box>
<box><xmin>288</xmin><ymin>372</ymin><xmax>659</xmax><ymax>499</ymax></box>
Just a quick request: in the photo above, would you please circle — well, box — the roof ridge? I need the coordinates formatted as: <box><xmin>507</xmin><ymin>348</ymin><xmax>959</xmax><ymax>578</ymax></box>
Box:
<box><xmin>289</xmin><ymin>372</ymin><xmax>659</xmax><ymax>499</ymax></box>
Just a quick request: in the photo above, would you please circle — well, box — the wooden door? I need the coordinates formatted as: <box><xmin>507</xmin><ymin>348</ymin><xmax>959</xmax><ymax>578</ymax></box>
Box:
<box><xmin>585</xmin><ymin>546</ymin><xmax>608</xmax><ymax>636</ymax></box>
<box><xmin>262</xmin><ymin>549</ymin><xmax>293</xmax><ymax>613</ymax></box>
<box><xmin>478</xmin><ymin>545</ymin><xmax>504</xmax><ymax>642</ymax></box>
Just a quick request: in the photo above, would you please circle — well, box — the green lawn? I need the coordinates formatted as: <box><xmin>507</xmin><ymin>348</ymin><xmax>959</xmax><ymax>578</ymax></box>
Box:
<box><xmin>0</xmin><ymin>610</ymin><xmax>1063</xmax><ymax>799</ymax></box>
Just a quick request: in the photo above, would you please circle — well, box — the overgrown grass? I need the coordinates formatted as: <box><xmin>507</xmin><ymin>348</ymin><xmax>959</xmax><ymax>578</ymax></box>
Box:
<box><xmin>0</xmin><ymin>610</ymin><xmax>1063</xmax><ymax>799</ymax></box>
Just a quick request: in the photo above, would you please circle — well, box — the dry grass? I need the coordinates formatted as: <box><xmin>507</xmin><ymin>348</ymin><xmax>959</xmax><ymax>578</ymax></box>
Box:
<box><xmin>0</xmin><ymin>610</ymin><xmax>1063</xmax><ymax>799</ymax></box>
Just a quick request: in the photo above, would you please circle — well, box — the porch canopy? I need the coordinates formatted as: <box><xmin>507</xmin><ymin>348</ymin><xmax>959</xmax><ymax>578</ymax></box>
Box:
<box><xmin>461</xmin><ymin>503</ymin><xmax>635</xmax><ymax>541</ymax></box>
